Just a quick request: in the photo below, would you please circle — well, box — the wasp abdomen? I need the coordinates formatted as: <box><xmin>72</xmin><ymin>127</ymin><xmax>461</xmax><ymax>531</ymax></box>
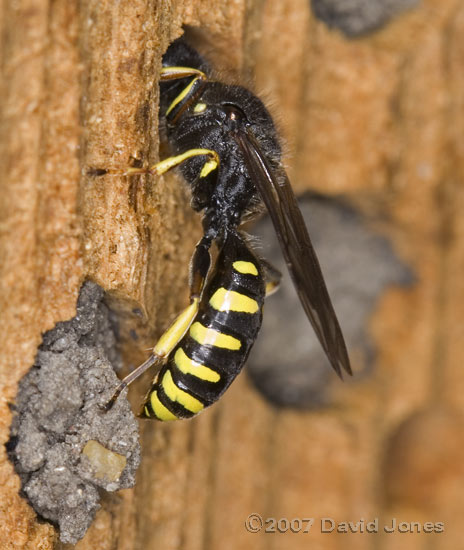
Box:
<box><xmin>142</xmin><ymin>232</ymin><xmax>265</xmax><ymax>421</ymax></box>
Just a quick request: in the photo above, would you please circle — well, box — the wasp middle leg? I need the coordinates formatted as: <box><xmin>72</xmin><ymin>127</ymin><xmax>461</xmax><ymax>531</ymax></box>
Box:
<box><xmin>101</xmin><ymin>150</ymin><xmax>219</xmax><ymax>411</ymax></box>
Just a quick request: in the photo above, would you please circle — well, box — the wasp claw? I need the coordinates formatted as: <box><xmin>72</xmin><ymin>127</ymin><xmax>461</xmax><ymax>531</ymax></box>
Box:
<box><xmin>87</xmin><ymin>168</ymin><xmax>108</xmax><ymax>177</ymax></box>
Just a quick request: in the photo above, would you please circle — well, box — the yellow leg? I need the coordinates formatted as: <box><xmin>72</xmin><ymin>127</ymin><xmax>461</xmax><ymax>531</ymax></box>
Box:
<box><xmin>103</xmin><ymin>233</ymin><xmax>216</xmax><ymax>413</ymax></box>
<box><xmin>165</xmin><ymin>77</ymin><xmax>201</xmax><ymax>116</ymax></box>
<box><xmin>103</xmin><ymin>298</ymin><xmax>200</xmax><ymax>411</ymax></box>
<box><xmin>160</xmin><ymin>66</ymin><xmax>206</xmax><ymax>81</ymax></box>
<box><xmin>159</xmin><ymin>66</ymin><xmax>208</xmax><ymax>117</ymax></box>
<box><xmin>262</xmin><ymin>259</ymin><xmax>282</xmax><ymax>297</ymax></box>
<box><xmin>91</xmin><ymin>148</ymin><xmax>219</xmax><ymax>178</ymax></box>
<box><xmin>152</xmin><ymin>298</ymin><xmax>199</xmax><ymax>356</ymax></box>
<box><xmin>146</xmin><ymin>149</ymin><xmax>219</xmax><ymax>176</ymax></box>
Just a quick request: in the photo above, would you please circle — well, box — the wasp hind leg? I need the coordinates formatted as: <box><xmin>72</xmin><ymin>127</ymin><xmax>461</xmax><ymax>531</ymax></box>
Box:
<box><xmin>103</xmin><ymin>234</ymin><xmax>214</xmax><ymax>412</ymax></box>
<box><xmin>102</xmin><ymin>354</ymin><xmax>163</xmax><ymax>412</ymax></box>
<box><xmin>260</xmin><ymin>258</ymin><xmax>282</xmax><ymax>297</ymax></box>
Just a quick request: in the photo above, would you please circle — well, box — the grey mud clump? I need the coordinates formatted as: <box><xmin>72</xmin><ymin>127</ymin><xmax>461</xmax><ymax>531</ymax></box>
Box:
<box><xmin>247</xmin><ymin>194</ymin><xmax>413</xmax><ymax>408</ymax></box>
<box><xmin>8</xmin><ymin>281</ymin><xmax>141</xmax><ymax>544</ymax></box>
<box><xmin>311</xmin><ymin>0</ymin><xmax>419</xmax><ymax>37</ymax></box>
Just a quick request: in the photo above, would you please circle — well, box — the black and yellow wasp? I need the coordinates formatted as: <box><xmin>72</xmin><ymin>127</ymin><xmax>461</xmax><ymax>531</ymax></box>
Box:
<box><xmin>102</xmin><ymin>37</ymin><xmax>351</xmax><ymax>421</ymax></box>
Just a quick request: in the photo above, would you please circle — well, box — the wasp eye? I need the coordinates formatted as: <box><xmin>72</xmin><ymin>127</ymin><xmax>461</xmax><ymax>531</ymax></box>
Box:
<box><xmin>223</xmin><ymin>103</ymin><xmax>247</xmax><ymax>124</ymax></box>
<box><xmin>193</xmin><ymin>102</ymin><xmax>207</xmax><ymax>113</ymax></box>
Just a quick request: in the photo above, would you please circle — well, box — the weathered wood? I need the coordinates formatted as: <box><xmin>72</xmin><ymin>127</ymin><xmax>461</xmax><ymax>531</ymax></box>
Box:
<box><xmin>1</xmin><ymin>0</ymin><xmax>463</xmax><ymax>548</ymax></box>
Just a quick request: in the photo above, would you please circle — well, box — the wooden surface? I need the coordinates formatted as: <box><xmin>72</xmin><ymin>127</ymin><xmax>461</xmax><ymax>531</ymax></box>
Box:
<box><xmin>1</xmin><ymin>0</ymin><xmax>463</xmax><ymax>549</ymax></box>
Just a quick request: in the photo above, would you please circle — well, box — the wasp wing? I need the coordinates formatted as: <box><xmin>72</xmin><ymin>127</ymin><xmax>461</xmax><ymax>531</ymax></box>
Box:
<box><xmin>235</xmin><ymin>128</ymin><xmax>351</xmax><ymax>377</ymax></box>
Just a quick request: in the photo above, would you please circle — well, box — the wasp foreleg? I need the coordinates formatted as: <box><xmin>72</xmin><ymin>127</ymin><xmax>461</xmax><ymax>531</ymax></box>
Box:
<box><xmin>88</xmin><ymin>149</ymin><xmax>219</xmax><ymax>180</ymax></box>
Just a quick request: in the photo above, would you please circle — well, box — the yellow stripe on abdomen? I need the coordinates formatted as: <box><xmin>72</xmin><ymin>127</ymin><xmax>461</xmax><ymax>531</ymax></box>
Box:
<box><xmin>162</xmin><ymin>369</ymin><xmax>204</xmax><ymax>413</ymax></box>
<box><xmin>232</xmin><ymin>260</ymin><xmax>258</xmax><ymax>276</ymax></box>
<box><xmin>209</xmin><ymin>287</ymin><xmax>259</xmax><ymax>314</ymax></box>
<box><xmin>174</xmin><ymin>348</ymin><xmax>220</xmax><ymax>382</ymax></box>
<box><xmin>150</xmin><ymin>391</ymin><xmax>178</xmax><ymax>421</ymax></box>
<box><xmin>189</xmin><ymin>322</ymin><xmax>241</xmax><ymax>350</ymax></box>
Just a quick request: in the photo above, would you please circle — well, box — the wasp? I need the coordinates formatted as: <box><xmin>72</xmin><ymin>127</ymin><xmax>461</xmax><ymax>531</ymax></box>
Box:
<box><xmin>101</xmin><ymin>38</ymin><xmax>351</xmax><ymax>420</ymax></box>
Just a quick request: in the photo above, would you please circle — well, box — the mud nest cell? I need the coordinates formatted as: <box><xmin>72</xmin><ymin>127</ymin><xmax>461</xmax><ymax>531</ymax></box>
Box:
<box><xmin>8</xmin><ymin>281</ymin><xmax>141</xmax><ymax>544</ymax></box>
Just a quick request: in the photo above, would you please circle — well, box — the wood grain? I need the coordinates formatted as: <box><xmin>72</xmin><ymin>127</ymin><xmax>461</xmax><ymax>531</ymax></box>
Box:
<box><xmin>1</xmin><ymin>0</ymin><xmax>462</xmax><ymax>548</ymax></box>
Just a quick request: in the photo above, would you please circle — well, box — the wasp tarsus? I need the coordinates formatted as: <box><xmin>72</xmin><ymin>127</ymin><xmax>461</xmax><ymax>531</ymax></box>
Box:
<box><xmin>87</xmin><ymin>167</ymin><xmax>108</xmax><ymax>177</ymax></box>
